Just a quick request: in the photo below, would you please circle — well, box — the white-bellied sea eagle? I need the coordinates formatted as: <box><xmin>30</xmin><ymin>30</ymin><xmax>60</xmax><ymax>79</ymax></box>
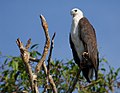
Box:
<box><xmin>69</xmin><ymin>8</ymin><xmax>99</xmax><ymax>83</ymax></box>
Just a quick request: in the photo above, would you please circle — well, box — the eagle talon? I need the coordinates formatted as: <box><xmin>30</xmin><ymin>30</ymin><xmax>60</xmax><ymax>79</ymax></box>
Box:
<box><xmin>82</xmin><ymin>52</ymin><xmax>88</xmax><ymax>56</ymax></box>
<box><xmin>82</xmin><ymin>52</ymin><xmax>89</xmax><ymax>61</ymax></box>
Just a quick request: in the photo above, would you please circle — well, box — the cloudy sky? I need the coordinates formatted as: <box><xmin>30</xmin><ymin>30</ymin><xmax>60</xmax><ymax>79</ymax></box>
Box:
<box><xmin>0</xmin><ymin>1</ymin><xmax>120</xmax><ymax>71</ymax></box>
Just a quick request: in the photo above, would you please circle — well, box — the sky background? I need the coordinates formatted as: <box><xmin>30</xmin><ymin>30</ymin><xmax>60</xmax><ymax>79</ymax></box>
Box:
<box><xmin>0</xmin><ymin>1</ymin><xmax>120</xmax><ymax>76</ymax></box>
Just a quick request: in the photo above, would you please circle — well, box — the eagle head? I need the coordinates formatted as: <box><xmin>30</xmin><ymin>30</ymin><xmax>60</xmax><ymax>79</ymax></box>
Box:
<box><xmin>70</xmin><ymin>8</ymin><xmax>84</xmax><ymax>18</ymax></box>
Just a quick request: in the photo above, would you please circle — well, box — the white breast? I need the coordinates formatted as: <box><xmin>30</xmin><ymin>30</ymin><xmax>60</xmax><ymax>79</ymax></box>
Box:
<box><xmin>71</xmin><ymin>18</ymin><xmax>84</xmax><ymax>60</ymax></box>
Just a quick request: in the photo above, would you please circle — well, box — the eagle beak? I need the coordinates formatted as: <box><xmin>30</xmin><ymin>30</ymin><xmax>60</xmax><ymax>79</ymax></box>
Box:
<box><xmin>70</xmin><ymin>11</ymin><xmax>75</xmax><ymax>17</ymax></box>
<box><xmin>70</xmin><ymin>10</ymin><xmax>74</xmax><ymax>14</ymax></box>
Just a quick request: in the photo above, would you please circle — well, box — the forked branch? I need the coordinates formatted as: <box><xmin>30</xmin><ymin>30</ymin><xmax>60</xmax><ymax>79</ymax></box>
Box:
<box><xmin>16</xmin><ymin>15</ymin><xmax>57</xmax><ymax>93</ymax></box>
<box><xmin>16</xmin><ymin>38</ymin><xmax>39</xmax><ymax>93</ymax></box>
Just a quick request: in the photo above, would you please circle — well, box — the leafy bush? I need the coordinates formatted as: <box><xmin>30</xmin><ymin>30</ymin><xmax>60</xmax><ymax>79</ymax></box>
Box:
<box><xmin>0</xmin><ymin>46</ymin><xmax>120</xmax><ymax>93</ymax></box>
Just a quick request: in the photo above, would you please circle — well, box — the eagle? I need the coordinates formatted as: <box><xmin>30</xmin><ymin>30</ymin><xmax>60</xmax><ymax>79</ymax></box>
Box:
<box><xmin>69</xmin><ymin>8</ymin><xmax>99</xmax><ymax>83</ymax></box>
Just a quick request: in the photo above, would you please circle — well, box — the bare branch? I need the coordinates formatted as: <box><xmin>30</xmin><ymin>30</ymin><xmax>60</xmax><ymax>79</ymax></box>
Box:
<box><xmin>47</xmin><ymin>33</ymin><xmax>56</xmax><ymax>76</ymax></box>
<box><xmin>29</xmin><ymin>57</ymin><xmax>39</xmax><ymax>62</ymax></box>
<box><xmin>47</xmin><ymin>32</ymin><xmax>56</xmax><ymax>93</ymax></box>
<box><xmin>30</xmin><ymin>32</ymin><xmax>57</xmax><ymax>93</ymax></box>
<box><xmin>29</xmin><ymin>57</ymin><xmax>58</xmax><ymax>93</ymax></box>
<box><xmin>83</xmin><ymin>79</ymin><xmax>101</xmax><ymax>89</ymax></box>
<box><xmin>43</xmin><ymin>61</ymin><xmax>57</xmax><ymax>93</ymax></box>
<box><xmin>16</xmin><ymin>38</ymin><xmax>39</xmax><ymax>93</ymax></box>
<box><xmin>66</xmin><ymin>68</ymin><xmax>81</xmax><ymax>93</ymax></box>
<box><xmin>47</xmin><ymin>32</ymin><xmax>56</xmax><ymax>70</ymax></box>
<box><xmin>25</xmin><ymin>38</ymin><xmax>31</xmax><ymax>49</ymax></box>
<box><xmin>35</xmin><ymin>15</ymin><xmax>50</xmax><ymax>73</ymax></box>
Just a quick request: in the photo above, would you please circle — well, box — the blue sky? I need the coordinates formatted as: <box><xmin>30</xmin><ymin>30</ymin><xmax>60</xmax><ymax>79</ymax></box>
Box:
<box><xmin>0</xmin><ymin>1</ymin><xmax>120</xmax><ymax>71</ymax></box>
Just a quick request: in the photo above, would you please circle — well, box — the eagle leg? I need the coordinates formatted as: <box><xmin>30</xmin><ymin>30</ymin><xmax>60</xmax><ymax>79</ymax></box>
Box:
<box><xmin>82</xmin><ymin>52</ymin><xmax>92</xmax><ymax>67</ymax></box>
<box><xmin>79</xmin><ymin>52</ymin><xmax>89</xmax><ymax>69</ymax></box>
<box><xmin>81</xmin><ymin>52</ymin><xmax>94</xmax><ymax>83</ymax></box>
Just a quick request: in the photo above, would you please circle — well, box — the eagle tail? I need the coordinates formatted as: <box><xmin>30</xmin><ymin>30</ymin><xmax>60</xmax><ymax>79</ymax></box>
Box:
<box><xmin>88</xmin><ymin>68</ymin><xmax>94</xmax><ymax>79</ymax></box>
<box><xmin>82</xmin><ymin>67</ymin><xmax>94</xmax><ymax>83</ymax></box>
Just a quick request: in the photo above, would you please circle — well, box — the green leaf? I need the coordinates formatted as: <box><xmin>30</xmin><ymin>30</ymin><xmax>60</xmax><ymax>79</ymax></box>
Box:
<box><xmin>62</xmin><ymin>65</ymin><xmax>69</xmax><ymax>70</ymax></box>
<box><xmin>51</xmin><ymin>61</ymin><xmax>55</xmax><ymax>66</ymax></box>
<box><xmin>3</xmin><ymin>70</ymin><xmax>9</xmax><ymax>77</ymax></box>
<box><xmin>114</xmin><ymin>67</ymin><xmax>120</xmax><ymax>77</ymax></box>
<box><xmin>30</xmin><ymin>44</ymin><xmax>39</xmax><ymax>50</ymax></box>
<box><xmin>8</xmin><ymin>60</ymin><xmax>12</xmax><ymax>67</ymax></box>
<box><xmin>30</xmin><ymin>51</ymin><xmax>37</xmax><ymax>58</ymax></box>
<box><xmin>101</xmin><ymin>68</ymin><xmax>106</xmax><ymax>71</ymax></box>
<box><xmin>116</xmin><ymin>67</ymin><xmax>120</xmax><ymax>74</ymax></box>
<box><xmin>102</xmin><ymin>58</ymin><xmax>108</xmax><ymax>63</ymax></box>
<box><xmin>13</xmin><ymin>62</ymin><xmax>18</xmax><ymax>71</ymax></box>
<box><xmin>4</xmin><ymin>58</ymin><xmax>8</xmax><ymax>64</ymax></box>
<box><xmin>67</xmin><ymin>59</ymin><xmax>73</xmax><ymax>64</ymax></box>
<box><xmin>100</xmin><ymin>87</ymin><xmax>106</xmax><ymax>92</ymax></box>
<box><xmin>8</xmin><ymin>60</ymin><xmax>18</xmax><ymax>71</ymax></box>
<box><xmin>10</xmin><ymin>70</ymin><xmax>15</xmax><ymax>79</ymax></box>
<box><xmin>110</xmin><ymin>67</ymin><xmax>114</xmax><ymax>74</ymax></box>
<box><xmin>36</xmin><ymin>51</ymin><xmax>41</xmax><ymax>56</ymax></box>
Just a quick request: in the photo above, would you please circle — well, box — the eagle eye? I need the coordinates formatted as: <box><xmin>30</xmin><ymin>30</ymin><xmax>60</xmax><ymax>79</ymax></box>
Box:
<box><xmin>74</xmin><ymin>10</ymin><xmax>77</xmax><ymax>12</ymax></box>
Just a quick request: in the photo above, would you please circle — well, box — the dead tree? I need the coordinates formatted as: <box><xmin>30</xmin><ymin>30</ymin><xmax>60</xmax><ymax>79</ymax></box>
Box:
<box><xmin>16</xmin><ymin>15</ymin><xmax>57</xmax><ymax>93</ymax></box>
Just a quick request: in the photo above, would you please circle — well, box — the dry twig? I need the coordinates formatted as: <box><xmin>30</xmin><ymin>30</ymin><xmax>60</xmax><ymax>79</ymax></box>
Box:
<box><xmin>43</xmin><ymin>61</ymin><xmax>57</xmax><ymax>93</ymax></box>
<box><xmin>47</xmin><ymin>32</ymin><xmax>56</xmax><ymax>81</ymax></box>
<box><xmin>35</xmin><ymin>15</ymin><xmax>50</xmax><ymax>73</ymax></box>
<box><xmin>25</xmin><ymin>38</ymin><xmax>31</xmax><ymax>49</ymax></box>
<box><xmin>47</xmin><ymin>32</ymin><xmax>57</xmax><ymax>93</ymax></box>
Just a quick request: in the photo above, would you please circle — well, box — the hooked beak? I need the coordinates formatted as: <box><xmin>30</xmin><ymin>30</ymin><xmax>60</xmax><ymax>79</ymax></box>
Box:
<box><xmin>70</xmin><ymin>11</ymin><xmax>75</xmax><ymax>17</ymax></box>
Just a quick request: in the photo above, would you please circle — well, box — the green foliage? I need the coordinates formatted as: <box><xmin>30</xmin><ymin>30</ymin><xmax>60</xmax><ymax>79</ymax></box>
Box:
<box><xmin>30</xmin><ymin>44</ymin><xmax>41</xmax><ymax>58</ymax></box>
<box><xmin>0</xmin><ymin>49</ymin><xmax>120</xmax><ymax>92</ymax></box>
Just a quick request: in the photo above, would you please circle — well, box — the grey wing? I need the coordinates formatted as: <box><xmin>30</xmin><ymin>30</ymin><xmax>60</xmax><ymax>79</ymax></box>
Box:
<box><xmin>69</xmin><ymin>33</ymin><xmax>81</xmax><ymax>66</ymax></box>
<box><xmin>78</xmin><ymin>17</ymin><xmax>99</xmax><ymax>70</ymax></box>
